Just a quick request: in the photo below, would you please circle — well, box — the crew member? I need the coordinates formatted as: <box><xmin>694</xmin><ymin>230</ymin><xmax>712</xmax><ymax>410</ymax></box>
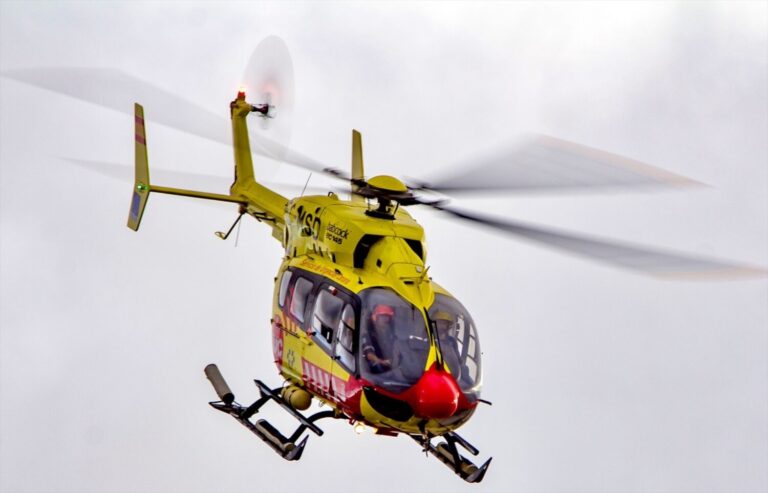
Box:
<box><xmin>434</xmin><ymin>310</ymin><xmax>462</xmax><ymax>380</ymax></box>
<box><xmin>362</xmin><ymin>304</ymin><xmax>395</xmax><ymax>373</ymax></box>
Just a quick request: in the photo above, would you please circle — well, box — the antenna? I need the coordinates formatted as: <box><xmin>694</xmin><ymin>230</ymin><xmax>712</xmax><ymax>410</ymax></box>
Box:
<box><xmin>300</xmin><ymin>172</ymin><xmax>312</xmax><ymax>196</ymax></box>
<box><xmin>234</xmin><ymin>217</ymin><xmax>242</xmax><ymax>247</ymax></box>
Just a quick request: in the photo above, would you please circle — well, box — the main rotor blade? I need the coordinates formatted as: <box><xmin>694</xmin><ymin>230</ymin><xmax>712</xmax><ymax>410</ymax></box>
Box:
<box><xmin>430</xmin><ymin>204</ymin><xmax>766</xmax><ymax>279</ymax></box>
<box><xmin>63</xmin><ymin>157</ymin><xmax>331</xmax><ymax>196</ymax></box>
<box><xmin>417</xmin><ymin>135</ymin><xmax>702</xmax><ymax>195</ymax></box>
<box><xmin>1</xmin><ymin>67</ymin><xmax>333</xmax><ymax>174</ymax></box>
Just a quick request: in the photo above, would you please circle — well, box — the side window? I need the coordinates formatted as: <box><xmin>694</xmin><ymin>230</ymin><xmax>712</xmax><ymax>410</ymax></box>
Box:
<box><xmin>311</xmin><ymin>287</ymin><xmax>345</xmax><ymax>348</ymax></box>
<box><xmin>290</xmin><ymin>277</ymin><xmax>313</xmax><ymax>324</ymax></box>
<box><xmin>278</xmin><ymin>270</ymin><xmax>293</xmax><ymax>308</ymax></box>
<box><xmin>335</xmin><ymin>304</ymin><xmax>356</xmax><ymax>372</ymax></box>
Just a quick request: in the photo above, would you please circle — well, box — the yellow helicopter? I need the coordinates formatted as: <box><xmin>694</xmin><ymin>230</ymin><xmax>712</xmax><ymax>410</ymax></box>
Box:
<box><xmin>130</xmin><ymin>92</ymin><xmax>491</xmax><ymax>481</ymax></box>
<box><xmin>4</xmin><ymin>38</ymin><xmax>765</xmax><ymax>484</ymax></box>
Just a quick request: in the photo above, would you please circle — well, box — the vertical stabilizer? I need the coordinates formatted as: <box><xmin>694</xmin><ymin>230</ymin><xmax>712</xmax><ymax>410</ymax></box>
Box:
<box><xmin>352</xmin><ymin>129</ymin><xmax>365</xmax><ymax>202</ymax></box>
<box><xmin>231</xmin><ymin>92</ymin><xmax>256</xmax><ymax>189</ymax></box>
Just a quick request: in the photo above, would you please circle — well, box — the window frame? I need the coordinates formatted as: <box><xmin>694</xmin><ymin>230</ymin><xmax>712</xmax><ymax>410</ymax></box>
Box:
<box><xmin>309</xmin><ymin>281</ymin><xmax>358</xmax><ymax>371</ymax></box>
<box><xmin>310</xmin><ymin>284</ymin><xmax>346</xmax><ymax>348</ymax></box>
<box><xmin>332</xmin><ymin>302</ymin><xmax>358</xmax><ymax>374</ymax></box>
<box><xmin>281</xmin><ymin>267</ymin><xmax>360</xmax><ymax>375</ymax></box>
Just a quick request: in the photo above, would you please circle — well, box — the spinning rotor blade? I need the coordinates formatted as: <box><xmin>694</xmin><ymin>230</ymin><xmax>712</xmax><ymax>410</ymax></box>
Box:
<box><xmin>63</xmin><ymin>157</ymin><xmax>232</xmax><ymax>191</ymax></box>
<box><xmin>241</xmin><ymin>35</ymin><xmax>295</xmax><ymax>159</ymax></box>
<box><xmin>63</xmin><ymin>157</ymin><xmax>331</xmax><ymax>196</ymax></box>
<box><xmin>1</xmin><ymin>67</ymin><xmax>331</xmax><ymax>174</ymax></box>
<box><xmin>417</xmin><ymin>135</ymin><xmax>702</xmax><ymax>195</ymax></box>
<box><xmin>3</xmin><ymin>67</ymin><xmax>229</xmax><ymax>141</ymax></box>
<box><xmin>429</xmin><ymin>203</ymin><xmax>766</xmax><ymax>279</ymax></box>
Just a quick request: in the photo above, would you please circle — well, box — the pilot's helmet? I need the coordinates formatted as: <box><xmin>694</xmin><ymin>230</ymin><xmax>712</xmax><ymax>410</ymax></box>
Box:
<box><xmin>371</xmin><ymin>304</ymin><xmax>395</xmax><ymax>323</ymax></box>
<box><xmin>434</xmin><ymin>310</ymin><xmax>455</xmax><ymax>335</ymax></box>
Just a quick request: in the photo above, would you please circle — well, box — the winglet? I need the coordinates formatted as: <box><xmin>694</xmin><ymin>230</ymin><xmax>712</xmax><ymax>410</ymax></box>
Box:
<box><xmin>128</xmin><ymin>103</ymin><xmax>150</xmax><ymax>231</ymax></box>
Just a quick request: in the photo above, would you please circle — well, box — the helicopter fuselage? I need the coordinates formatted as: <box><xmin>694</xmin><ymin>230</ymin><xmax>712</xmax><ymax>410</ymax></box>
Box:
<box><xmin>270</xmin><ymin>194</ymin><xmax>483</xmax><ymax>435</ymax></box>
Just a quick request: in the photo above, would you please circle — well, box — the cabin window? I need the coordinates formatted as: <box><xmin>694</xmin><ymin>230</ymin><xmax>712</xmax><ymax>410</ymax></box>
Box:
<box><xmin>428</xmin><ymin>294</ymin><xmax>482</xmax><ymax>394</ymax></box>
<box><xmin>311</xmin><ymin>287</ymin><xmax>345</xmax><ymax>348</ymax></box>
<box><xmin>289</xmin><ymin>277</ymin><xmax>313</xmax><ymax>324</ymax></box>
<box><xmin>278</xmin><ymin>270</ymin><xmax>293</xmax><ymax>308</ymax></box>
<box><xmin>334</xmin><ymin>304</ymin><xmax>356</xmax><ymax>372</ymax></box>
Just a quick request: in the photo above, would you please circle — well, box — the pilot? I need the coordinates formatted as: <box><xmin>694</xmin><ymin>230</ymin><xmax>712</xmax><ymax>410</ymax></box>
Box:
<box><xmin>362</xmin><ymin>304</ymin><xmax>395</xmax><ymax>373</ymax></box>
<box><xmin>434</xmin><ymin>310</ymin><xmax>462</xmax><ymax>380</ymax></box>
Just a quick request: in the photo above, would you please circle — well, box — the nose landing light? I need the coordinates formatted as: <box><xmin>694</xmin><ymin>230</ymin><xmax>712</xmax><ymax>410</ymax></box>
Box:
<box><xmin>410</xmin><ymin>364</ymin><xmax>461</xmax><ymax>419</ymax></box>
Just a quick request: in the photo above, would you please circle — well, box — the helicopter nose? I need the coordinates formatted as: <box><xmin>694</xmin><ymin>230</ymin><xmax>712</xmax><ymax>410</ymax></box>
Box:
<box><xmin>410</xmin><ymin>364</ymin><xmax>461</xmax><ymax>419</ymax></box>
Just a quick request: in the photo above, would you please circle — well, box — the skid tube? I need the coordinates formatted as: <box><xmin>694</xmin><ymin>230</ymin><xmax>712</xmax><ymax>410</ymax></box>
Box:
<box><xmin>205</xmin><ymin>364</ymin><xmax>338</xmax><ymax>461</ymax></box>
<box><xmin>410</xmin><ymin>431</ymin><xmax>492</xmax><ymax>483</ymax></box>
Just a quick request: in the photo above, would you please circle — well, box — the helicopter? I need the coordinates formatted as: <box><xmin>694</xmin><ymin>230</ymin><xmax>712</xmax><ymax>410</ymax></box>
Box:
<box><xmin>3</xmin><ymin>38</ymin><xmax>766</xmax><ymax>484</ymax></box>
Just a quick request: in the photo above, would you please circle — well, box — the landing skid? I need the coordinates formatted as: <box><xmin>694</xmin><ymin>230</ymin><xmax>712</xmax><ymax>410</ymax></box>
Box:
<box><xmin>411</xmin><ymin>431</ymin><xmax>492</xmax><ymax>483</ymax></box>
<box><xmin>205</xmin><ymin>364</ymin><xmax>338</xmax><ymax>461</ymax></box>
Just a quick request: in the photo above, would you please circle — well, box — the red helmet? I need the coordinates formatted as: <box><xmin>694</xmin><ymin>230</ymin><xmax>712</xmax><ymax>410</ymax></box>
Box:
<box><xmin>372</xmin><ymin>304</ymin><xmax>395</xmax><ymax>321</ymax></box>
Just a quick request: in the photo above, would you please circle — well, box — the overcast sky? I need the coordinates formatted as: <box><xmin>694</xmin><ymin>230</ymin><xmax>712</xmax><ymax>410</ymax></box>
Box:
<box><xmin>1</xmin><ymin>2</ymin><xmax>767</xmax><ymax>493</ymax></box>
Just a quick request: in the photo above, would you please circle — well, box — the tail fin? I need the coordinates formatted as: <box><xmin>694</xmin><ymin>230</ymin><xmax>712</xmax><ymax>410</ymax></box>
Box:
<box><xmin>351</xmin><ymin>129</ymin><xmax>365</xmax><ymax>202</ymax></box>
<box><xmin>231</xmin><ymin>92</ymin><xmax>256</xmax><ymax>190</ymax></box>
<box><xmin>128</xmin><ymin>103</ymin><xmax>150</xmax><ymax>231</ymax></box>
<box><xmin>127</xmin><ymin>98</ymin><xmax>279</xmax><ymax>235</ymax></box>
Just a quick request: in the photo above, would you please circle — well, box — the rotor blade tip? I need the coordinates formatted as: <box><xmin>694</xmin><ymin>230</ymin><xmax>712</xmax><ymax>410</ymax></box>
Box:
<box><xmin>651</xmin><ymin>266</ymin><xmax>768</xmax><ymax>281</ymax></box>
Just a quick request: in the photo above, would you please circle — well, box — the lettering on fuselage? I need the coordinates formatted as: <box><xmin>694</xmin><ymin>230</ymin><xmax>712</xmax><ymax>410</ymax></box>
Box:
<box><xmin>296</xmin><ymin>206</ymin><xmax>322</xmax><ymax>240</ymax></box>
<box><xmin>325</xmin><ymin>222</ymin><xmax>350</xmax><ymax>245</ymax></box>
<box><xmin>298</xmin><ymin>258</ymin><xmax>351</xmax><ymax>285</ymax></box>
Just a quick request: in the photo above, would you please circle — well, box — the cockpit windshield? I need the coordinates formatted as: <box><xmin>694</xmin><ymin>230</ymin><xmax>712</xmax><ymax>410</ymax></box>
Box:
<box><xmin>358</xmin><ymin>288</ymin><xmax>430</xmax><ymax>392</ymax></box>
<box><xmin>428</xmin><ymin>294</ymin><xmax>482</xmax><ymax>394</ymax></box>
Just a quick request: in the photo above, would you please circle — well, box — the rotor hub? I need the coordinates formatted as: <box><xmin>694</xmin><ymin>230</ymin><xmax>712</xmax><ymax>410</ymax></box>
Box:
<box><xmin>367</xmin><ymin>175</ymin><xmax>408</xmax><ymax>193</ymax></box>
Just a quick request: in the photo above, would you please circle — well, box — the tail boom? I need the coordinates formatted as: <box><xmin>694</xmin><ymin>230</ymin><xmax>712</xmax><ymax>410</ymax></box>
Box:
<box><xmin>127</xmin><ymin>103</ymin><xmax>246</xmax><ymax>232</ymax></box>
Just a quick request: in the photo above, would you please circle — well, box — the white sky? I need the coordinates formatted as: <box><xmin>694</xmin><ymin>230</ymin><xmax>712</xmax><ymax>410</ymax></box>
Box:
<box><xmin>1</xmin><ymin>2</ymin><xmax>766</xmax><ymax>492</ymax></box>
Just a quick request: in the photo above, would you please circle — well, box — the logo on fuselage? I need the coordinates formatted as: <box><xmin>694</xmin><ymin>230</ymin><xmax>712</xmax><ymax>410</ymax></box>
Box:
<box><xmin>325</xmin><ymin>222</ymin><xmax>350</xmax><ymax>245</ymax></box>
<box><xmin>296</xmin><ymin>206</ymin><xmax>322</xmax><ymax>240</ymax></box>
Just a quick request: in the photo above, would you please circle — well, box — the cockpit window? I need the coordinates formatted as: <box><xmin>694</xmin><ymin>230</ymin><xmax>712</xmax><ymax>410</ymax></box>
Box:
<box><xmin>359</xmin><ymin>288</ymin><xmax>429</xmax><ymax>392</ymax></box>
<box><xmin>428</xmin><ymin>294</ymin><xmax>482</xmax><ymax>394</ymax></box>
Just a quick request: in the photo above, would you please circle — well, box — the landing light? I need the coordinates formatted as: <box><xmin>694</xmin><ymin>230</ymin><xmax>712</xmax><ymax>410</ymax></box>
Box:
<box><xmin>354</xmin><ymin>422</ymin><xmax>365</xmax><ymax>435</ymax></box>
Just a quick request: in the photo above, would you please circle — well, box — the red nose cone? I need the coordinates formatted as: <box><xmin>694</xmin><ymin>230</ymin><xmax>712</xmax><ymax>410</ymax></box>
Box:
<box><xmin>410</xmin><ymin>365</ymin><xmax>461</xmax><ymax>419</ymax></box>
